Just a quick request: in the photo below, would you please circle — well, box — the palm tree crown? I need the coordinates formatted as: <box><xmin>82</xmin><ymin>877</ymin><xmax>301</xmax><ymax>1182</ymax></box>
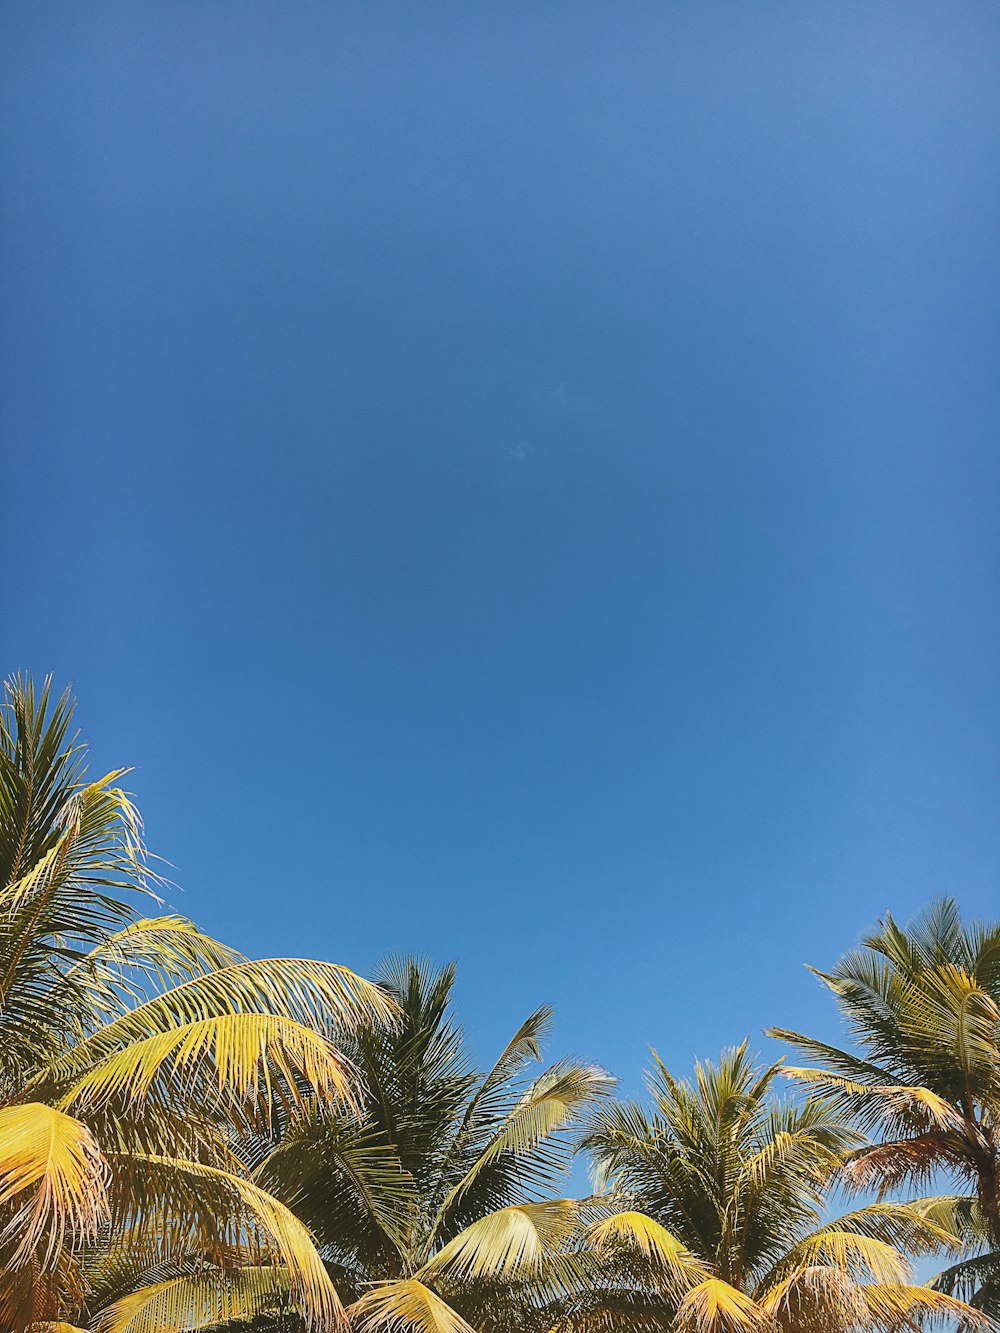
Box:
<box><xmin>0</xmin><ymin>674</ymin><xmax>393</xmax><ymax>1333</ymax></box>
<box><xmin>258</xmin><ymin>956</ymin><xmax>611</xmax><ymax>1333</ymax></box>
<box><xmin>578</xmin><ymin>1042</ymin><xmax>981</xmax><ymax>1333</ymax></box>
<box><xmin>770</xmin><ymin>898</ymin><xmax>1000</xmax><ymax>1315</ymax></box>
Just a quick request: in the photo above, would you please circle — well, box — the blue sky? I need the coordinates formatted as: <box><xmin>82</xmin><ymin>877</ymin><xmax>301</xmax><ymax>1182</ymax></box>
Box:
<box><xmin>3</xmin><ymin>3</ymin><xmax>999</xmax><ymax>1103</ymax></box>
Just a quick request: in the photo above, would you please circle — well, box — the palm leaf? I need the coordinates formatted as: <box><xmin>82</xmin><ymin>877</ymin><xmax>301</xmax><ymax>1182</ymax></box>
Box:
<box><xmin>349</xmin><ymin>1279</ymin><xmax>477</xmax><ymax>1333</ymax></box>
<box><xmin>106</xmin><ymin>1153</ymin><xmax>344</xmax><ymax>1329</ymax></box>
<box><xmin>92</xmin><ymin>1266</ymin><xmax>294</xmax><ymax>1333</ymax></box>
<box><xmin>57</xmin><ymin>1011</ymin><xmax>356</xmax><ymax>1126</ymax></box>
<box><xmin>586</xmin><ymin>1210</ymin><xmax>709</xmax><ymax>1287</ymax></box>
<box><xmin>437</xmin><ymin>1062</ymin><xmax>609</xmax><ymax>1224</ymax></box>
<box><xmin>31</xmin><ymin>957</ymin><xmax>394</xmax><ymax>1096</ymax></box>
<box><xmin>676</xmin><ymin>1278</ymin><xmax>767</xmax><ymax>1333</ymax></box>
<box><xmin>0</xmin><ymin>1102</ymin><xmax>108</xmax><ymax>1266</ymax></box>
<box><xmin>421</xmin><ymin>1199</ymin><xmax>578</xmax><ymax>1282</ymax></box>
<box><xmin>861</xmin><ymin>1282</ymin><xmax>993</xmax><ymax>1331</ymax></box>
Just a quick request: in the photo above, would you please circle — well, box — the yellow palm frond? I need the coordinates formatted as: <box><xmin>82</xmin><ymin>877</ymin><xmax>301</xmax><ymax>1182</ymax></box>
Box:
<box><xmin>92</xmin><ymin>1266</ymin><xmax>293</xmax><ymax>1333</ymax></box>
<box><xmin>676</xmin><ymin>1278</ymin><xmax>768</xmax><ymax>1333</ymax></box>
<box><xmin>110</xmin><ymin>1154</ymin><xmax>344</xmax><ymax>1330</ymax></box>
<box><xmin>738</xmin><ymin>1126</ymin><xmax>845</xmax><ymax>1190</ymax></box>
<box><xmin>350</xmin><ymin>1280</ymin><xmax>476</xmax><ymax>1333</ymax></box>
<box><xmin>59</xmin><ymin>1011</ymin><xmax>355</xmax><ymax>1123</ymax></box>
<box><xmin>780</xmin><ymin>1068</ymin><xmax>965</xmax><ymax>1130</ymax></box>
<box><xmin>421</xmin><ymin>1199</ymin><xmax>578</xmax><ymax>1281</ymax></box>
<box><xmin>0</xmin><ymin>1103</ymin><xmax>108</xmax><ymax>1266</ymax></box>
<box><xmin>586</xmin><ymin>1210</ymin><xmax>709</xmax><ymax>1285</ymax></box>
<box><xmin>862</xmin><ymin>1282</ymin><xmax>993</xmax><ymax>1332</ymax></box>
<box><xmin>781</xmin><ymin>1228</ymin><xmax>910</xmax><ymax>1284</ymax></box>
<box><xmin>758</xmin><ymin>1265</ymin><xmax>866</xmax><ymax>1331</ymax></box>
<box><xmin>65</xmin><ymin>915</ymin><xmax>243</xmax><ymax>996</ymax></box>
<box><xmin>36</xmin><ymin>958</ymin><xmax>394</xmax><ymax>1090</ymax></box>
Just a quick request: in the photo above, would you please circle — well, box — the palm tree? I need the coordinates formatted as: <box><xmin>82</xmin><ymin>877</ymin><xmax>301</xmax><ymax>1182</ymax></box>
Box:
<box><xmin>0</xmin><ymin>674</ymin><xmax>394</xmax><ymax>1332</ymax></box>
<box><xmin>257</xmin><ymin>956</ymin><xmax>611</xmax><ymax>1333</ymax></box>
<box><xmin>770</xmin><ymin>898</ymin><xmax>1000</xmax><ymax>1316</ymax></box>
<box><xmin>574</xmin><ymin>1042</ymin><xmax>980</xmax><ymax>1333</ymax></box>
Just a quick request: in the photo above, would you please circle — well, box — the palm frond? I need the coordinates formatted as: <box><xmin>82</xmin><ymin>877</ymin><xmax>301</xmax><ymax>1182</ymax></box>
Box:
<box><xmin>350</xmin><ymin>1279</ymin><xmax>477</xmax><ymax>1333</ymax></box>
<box><xmin>439</xmin><ymin>1062</ymin><xmax>610</xmax><ymax>1222</ymax></box>
<box><xmin>676</xmin><ymin>1278</ymin><xmax>768</xmax><ymax>1333</ymax></box>
<box><xmin>586</xmin><ymin>1210</ymin><xmax>709</xmax><ymax>1287</ymax></box>
<box><xmin>91</xmin><ymin>1266</ymin><xmax>294</xmax><ymax>1333</ymax></box>
<box><xmin>0</xmin><ymin>1102</ymin><xmax>108</xmax><ymax>1266</ymax></box>
<box><xmin>107</xmin><ymin>1152</ymin><xmax>344</xmax><ymax>1329</ymax></box>
<box><xmin>421</xmin><ymin>1199</ymin><xmax>578</xmax><ymax>1282</ymax></box>
<box><xmin>58</xmin><ymin>1011</ymin><xmax>356</xmax><ymax>1126</ymax></box>
<box><xmin>32</xmin><ymin>957</ymin><xmax>394</xmax><ymax>1094</ymax></box>
<box><xmin>862</xmin><ymin>1282</ymin><xmax>994</xmax><ymax>1331</ymax></box>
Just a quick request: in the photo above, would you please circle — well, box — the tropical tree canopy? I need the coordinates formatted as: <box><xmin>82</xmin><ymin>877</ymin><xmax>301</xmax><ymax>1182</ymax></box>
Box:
<box><xmin>577</xmin><ymin>1042</ymin><xmax>984</xmax><ymax>1333</ymax></box>
<box><xmin>770</xmin><ymin>899</ymin><xmax>1000</xmax><ymax>1316</ymax></box>
<box><xmin>0</xmin><ymin>674</ymin><xmax>395</xmax><ymax>1333</ymax></box>
<box><xmin>257</xmin><ymin>956</ymin><xmax>612</xmax><ymax>1333</ymax></box>
<box><xmin>2</xmin><ymin>673</ymin><xmax>994</xmax><ymax>1333</ymax></box>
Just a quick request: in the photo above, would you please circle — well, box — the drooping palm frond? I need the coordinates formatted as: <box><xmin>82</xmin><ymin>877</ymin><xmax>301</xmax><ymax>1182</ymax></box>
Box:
<box><xmin>58</xmin><ymin>915</ymin><xmax>244</xmax><ymax>1012</ymax></box>
<box><xmin>91</xmin><ymin>1265</ymin><xmax>294</xmax><ymax>1333</ymax></box>
<box><xmin>861</xmin><ymin>1281</ymin><xmax>993</xmax><ymax>1331</ymax></box>
<box><xmin>586</xmin><ymin>1210</ymin><xmax>712</xmax><ymax>1300</ymax></box>
<box><xmin>350</xmin><ymin>1278</ymin><xmax>477</xmax><ymax>1333</ymax></box>
<box><xmin>37</xmin><ymin>955</ymin><xmax>393</xmax><ymax>1085</ymax></box>
<box><xmin>675</xmin><ymin>1278</ymin><xmax>768</xmax><ymax>1333</ymax></box>
<box><xmin>57</xmin><ymin>1010</ymin><xmax>357</xmax><ymax>1127</ymax></box>
<box><xmin>107</xmin><ymin>1152</ymin><xmax>344</xmax><ymax>1327</ymax></box>
<box><xmin>420</xmin><ymin>1199</ymin><xmax>579</xmax><ymax>1283</ymax></box>
<box><xmin>0</xmin><ymin>1102</ymin><xmax>108</xmax><ymax>1266</ymax></box>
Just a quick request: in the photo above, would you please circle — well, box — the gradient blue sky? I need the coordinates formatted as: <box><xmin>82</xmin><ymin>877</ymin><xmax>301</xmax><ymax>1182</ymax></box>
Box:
<box><xmin>3</xmin><ymin>3</ymin><xmax>999</xmax><ymax>1099</ymax></box>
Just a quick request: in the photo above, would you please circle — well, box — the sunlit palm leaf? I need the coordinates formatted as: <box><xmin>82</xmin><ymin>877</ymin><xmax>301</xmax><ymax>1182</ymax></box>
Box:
<box><xmin>586</xmin><ymin>1210</ymin><xmax>708</xmax><ymax>1287</ymax></box>
<box><xmin>59</xmin><ymin>916</ymin><xmax>244</xmax><ymax>1014</ymax></box>
<box><xmin>107</xmin><ymin>1153</ymin><xmax>345</xmax><ymax>1328</ymax></box>
<box><xmin>862</xmin><ymin>1282</ymin><xmax>993</xmax><ymax>1331</ymax></box>
<box><xmin>350</xmin><ymin>1279</ymin><xmax>477</xmax><ymax>1333</ymax></box>
<box><xmin>421</xmin><ymin>1199</ymin><xmax>578</xmax><ymax>1282</ymax></box>
<box><xmin>0</xmin><ymin>1103</ymin><xmax>108</xmax><ymax>1266</ymax></box>
<box><xmin>778</xmin><ymin>1228</ymin><xmax>910</xmax><ymax>1284</ymax></box>
<box><xmin>439</xmin><ymin>1062</ymin><xmax>610</xmax><ymax>1222</ymax></box>
<box><xmin>58</xmin><ymin>1011</ymin><xmax>356</xmax><ymax>1125</ymax></box>
<box><xmin>676</xmin><ymin>1278</ymin><xmax>767</xmax><ymax>1333</ymax></box>
<box><xmin>92</xmin><ymin>1265</ymin><xmax>293</xmax><ymax>1333</ymax></box>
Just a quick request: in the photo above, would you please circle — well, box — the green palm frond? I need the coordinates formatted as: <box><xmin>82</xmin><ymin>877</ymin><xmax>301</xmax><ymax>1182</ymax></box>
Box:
<box><xmin>256</xmin><ymin>1104</ymin><xmax>416</xmax><ymax>1259</ymax></box>
<box><xmin>438</xmin><ymin>1061</ymin><xmax>611</xmax><ymax>1227</ymax></box>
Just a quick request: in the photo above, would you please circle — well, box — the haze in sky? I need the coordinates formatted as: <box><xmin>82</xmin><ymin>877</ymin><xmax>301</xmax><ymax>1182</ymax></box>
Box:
<box><xmin>3</xmin><ymin>2</ymin><xmax>999</xmax><ymax>1097</ymax></box>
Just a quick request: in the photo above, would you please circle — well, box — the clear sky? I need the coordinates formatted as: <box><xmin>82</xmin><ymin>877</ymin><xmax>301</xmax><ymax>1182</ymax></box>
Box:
<box><xmin>3</xmin><ymin>3</ymin><xmax>999</xmax><ymax>1100</ymax></box>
